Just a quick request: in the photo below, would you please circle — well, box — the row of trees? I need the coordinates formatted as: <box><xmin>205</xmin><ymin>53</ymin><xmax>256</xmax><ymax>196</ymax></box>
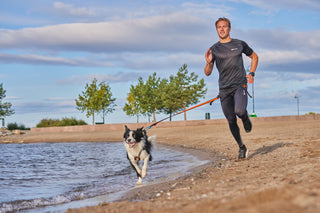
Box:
<box><xmin>75</xmin><ymin>64</ymin><xmax>207</xmax><ymax>124</ymax></box>
<box><xmin>1</xmin><ymin>64</ymin><xmax>206</xmax><ymax>127</ymax></box>
<box><xmin>123</xmin><ymin>64</ymin><xmax>207</xmax><ymax>122</ymax></box>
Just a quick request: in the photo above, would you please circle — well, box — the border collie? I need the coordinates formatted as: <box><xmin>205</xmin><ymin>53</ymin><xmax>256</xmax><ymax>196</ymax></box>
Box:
<box><xmin>123</xmin><ymin>125</ymin><xmax>156</xmax><ymax>185</ymax></box>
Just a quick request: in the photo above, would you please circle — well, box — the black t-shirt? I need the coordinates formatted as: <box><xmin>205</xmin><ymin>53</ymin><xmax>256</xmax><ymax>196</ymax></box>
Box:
<box><xmin>209</xmin><ymin>39</ymin><xmax>253</xmax><ymax>96</ymax></box>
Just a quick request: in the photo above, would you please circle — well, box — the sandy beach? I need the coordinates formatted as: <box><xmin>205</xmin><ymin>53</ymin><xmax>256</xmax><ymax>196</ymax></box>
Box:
<box><xmin>1</xmin><ymin>116</ymin><xmax>319</xmax><ymax>213</ymax></box>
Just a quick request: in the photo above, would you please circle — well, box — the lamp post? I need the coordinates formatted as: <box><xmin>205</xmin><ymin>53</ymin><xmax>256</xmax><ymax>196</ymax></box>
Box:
<box><xmin>294</xmin><ymin>95</ymin><xmax>299</xmax><ymax>117</ymax></box>
<box><xmin>251</xmin><ymin>76</ymin><xmax>256</xmax><ymax>117</ymax></box>
<box><xmin>247</xmin><ymin>68</ymin><xmax>256</xmax><ymax>117</ymax></box>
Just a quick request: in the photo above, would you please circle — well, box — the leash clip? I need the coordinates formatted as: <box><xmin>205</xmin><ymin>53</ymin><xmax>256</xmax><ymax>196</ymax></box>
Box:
<box><xmin>210</xmin><ymin>95</ymin><xmax>220</xmax><ymax>105</ymax></box>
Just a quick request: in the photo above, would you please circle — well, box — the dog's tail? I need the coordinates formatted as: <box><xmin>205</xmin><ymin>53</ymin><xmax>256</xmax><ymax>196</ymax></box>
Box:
<box><xmin>148</xmin><ymin>135</ymin><xmax>157</xmax><ymax>149</ymax></box>
<box><xmin>149</xmin><ymin>135</ymin><xmax>156</xmax><ymax>144</ymax></box>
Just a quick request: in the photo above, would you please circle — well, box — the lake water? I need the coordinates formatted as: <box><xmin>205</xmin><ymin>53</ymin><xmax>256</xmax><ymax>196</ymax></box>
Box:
<box><xmin>0</xmin><ymin>142</ymin><xmax>209</xmax><ymax>213</ymax></box>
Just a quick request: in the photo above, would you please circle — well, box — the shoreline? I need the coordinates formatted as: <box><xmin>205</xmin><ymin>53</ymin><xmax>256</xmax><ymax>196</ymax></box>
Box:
<box><xmin>116</xmin><ymin>146</ymin><xmax>225</xmax><ymax>203</ymax></box>
<box><xmin>18</xmin><ymin>143</ymin><xmax>215</xmax><ymax>213</ymax></box>
<box><xmin>1</xmin><ymin>117</ymin><xmax>319</xmax><ymax>213</ymax></box>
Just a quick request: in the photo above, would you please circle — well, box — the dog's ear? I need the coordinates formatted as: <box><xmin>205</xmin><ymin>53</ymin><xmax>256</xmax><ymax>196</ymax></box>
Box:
<box><xmin>124</xmin><ymin>125</ymin><xmax>129</xmax><ymax>138</ymax></box>
<box><xmin>135</xmin><ymin>127</ymin><xmax>144</xmax><ymax>138</ymax></box>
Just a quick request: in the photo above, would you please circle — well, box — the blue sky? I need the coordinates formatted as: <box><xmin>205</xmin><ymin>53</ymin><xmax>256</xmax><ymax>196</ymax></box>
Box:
<box><xmin>1</xmin><ymin>0</ymin><xmax>320</xmax><ymax>127</ymax></box>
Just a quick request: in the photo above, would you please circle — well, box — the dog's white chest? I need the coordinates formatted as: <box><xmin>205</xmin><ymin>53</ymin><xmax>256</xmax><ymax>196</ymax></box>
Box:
<box><xmin>125</xmin><ymin>141</ymin><xmax>146</xmax><ymax>159</ymax></box>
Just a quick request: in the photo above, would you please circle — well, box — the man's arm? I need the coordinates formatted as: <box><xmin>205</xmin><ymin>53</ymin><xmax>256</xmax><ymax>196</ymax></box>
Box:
<box><xmin>249</xmin><ymin>51</ymin><xmax>258</xmax><ymax>74</ymax></box>
<box><xmin>246</xmin><ymin>51</ymin><xmax>258</xmax><ymax>83</ymax></box>
<box><xmin>204</xmin><ymin>48</ymin><xmax>214</xmax><ymax>76</ymax></box>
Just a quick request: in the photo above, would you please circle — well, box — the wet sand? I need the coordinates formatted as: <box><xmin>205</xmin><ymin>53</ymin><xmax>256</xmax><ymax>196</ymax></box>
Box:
<box><xmin>1</xmin><ymin>116</ymin><xmax>319</xmax><ymax>213</ymax></box>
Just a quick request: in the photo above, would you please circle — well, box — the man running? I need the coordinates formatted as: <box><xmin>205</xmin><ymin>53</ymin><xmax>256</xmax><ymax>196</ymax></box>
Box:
<box><xmin>204</xmin><ymin>17</ymin><xmax>258</xmax><ymax>159</ymax></box>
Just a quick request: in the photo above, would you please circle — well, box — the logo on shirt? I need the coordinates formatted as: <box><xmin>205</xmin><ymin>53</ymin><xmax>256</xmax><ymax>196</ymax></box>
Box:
<box><xmin>231</xmin><ymin>48</ymin><xmax>238</xmax><ymax>51</ymax></box>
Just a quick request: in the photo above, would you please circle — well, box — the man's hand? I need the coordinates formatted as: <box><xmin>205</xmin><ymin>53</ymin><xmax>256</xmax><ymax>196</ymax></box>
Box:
<box><xmin>204</xmin><ymin>48</ymin><xmax>214</xmax><ymax>76</ymax></box>
<box><xmin>247</xmin><ymin>51</ymin><xmax>258</xmax><ymax>84</ymax></box>
<box><xmin>246</xmin><ymin>73</ymin><xmax>254</xmax><ymax>84</ymax></box>
<box><xmin>205</xmin><ymin>48</ymin><xmax>213</xmax><ymax>63</ymax></box>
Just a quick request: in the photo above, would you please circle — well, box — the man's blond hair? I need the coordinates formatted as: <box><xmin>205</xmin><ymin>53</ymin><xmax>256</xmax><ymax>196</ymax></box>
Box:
<box><xmin>215</xmin><ymin>17</ymin><xmax>231</xmax><ymax>28</ymax></box>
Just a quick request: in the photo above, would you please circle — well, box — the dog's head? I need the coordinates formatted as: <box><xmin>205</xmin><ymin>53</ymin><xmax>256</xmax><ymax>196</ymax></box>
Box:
<box><xmin>124</xmin><ymin>125</ymin><xmax>144</xmax><ymax>148</ymax></box>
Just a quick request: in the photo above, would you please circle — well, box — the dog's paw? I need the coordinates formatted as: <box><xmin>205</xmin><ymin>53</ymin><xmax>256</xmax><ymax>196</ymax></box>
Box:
<box><xmin>136</xmin><ymin>177</ymin><xmax>142</xmax><ymax>185</ymax></box>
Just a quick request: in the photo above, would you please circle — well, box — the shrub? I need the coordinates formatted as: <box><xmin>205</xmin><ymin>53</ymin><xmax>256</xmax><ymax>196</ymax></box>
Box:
<box><xmin>36</xmin><ymin>117</ymin><xmax>87</xmax><ymax>128</ymax></box>
<box><xmin>306</xmin><ymin>112</ymin><xmax>317</xmax><ymax>115</ymax></box>
<box><xmin>7</xmin><ymin>122</ymin><xmax>18</xmax><ymax>130</ymax></box>
<box><xmin>7</xmin><ymin>122</ymin><xmax>29</xmax><ymax>130</ymax></box>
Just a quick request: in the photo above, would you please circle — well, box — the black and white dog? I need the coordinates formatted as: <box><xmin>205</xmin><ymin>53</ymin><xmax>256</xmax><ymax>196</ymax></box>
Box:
<box><xmin>123</xmin><ymin>125</ymin><xmax>156</xmax><ymax>185</ymax></box>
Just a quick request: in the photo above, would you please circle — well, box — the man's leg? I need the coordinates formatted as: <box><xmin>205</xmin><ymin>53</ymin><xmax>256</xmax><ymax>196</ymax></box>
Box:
<box><xmin>232</xmin><ymin>87</ymin><xmax>249</xmax><ymax>159</ymax></box>
<box><xmin>220</xmin><ymin>94</ymin><xmax>244</xmax><ymax>148</ymax></box>
<box><xmin>234</xmin><ymin>87</ymin><xmax>252</xmax><ymax>133</ymax></box>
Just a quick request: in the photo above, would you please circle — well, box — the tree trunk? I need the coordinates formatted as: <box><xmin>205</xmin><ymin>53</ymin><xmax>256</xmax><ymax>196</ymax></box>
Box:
<box><xmin>92</xmin><ymin>113</ymin><xmax>95</xmax><ymax>125</ymax></box>
<box><xmin>183</xmin><ymin>102</ymin><xmax>187</xmax><ymax>120</ymax></box>
<box><xmin>153</xmin><ymin>111</ymin><xmax>156</xmax><ymax>122</ymax></box>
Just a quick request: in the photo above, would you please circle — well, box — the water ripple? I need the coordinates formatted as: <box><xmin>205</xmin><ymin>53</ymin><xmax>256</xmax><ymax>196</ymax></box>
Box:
<box><xmin>0</xmin><ymin>142</ymin><xmax>208</xmax><ymax>213</ymax></box>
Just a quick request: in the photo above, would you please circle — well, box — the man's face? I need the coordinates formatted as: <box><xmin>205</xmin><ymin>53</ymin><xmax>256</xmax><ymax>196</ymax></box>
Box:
<box><xmin>216</xmin><ymin>20</ymin><xmax>230</xmax><ymax>40</ymax></box>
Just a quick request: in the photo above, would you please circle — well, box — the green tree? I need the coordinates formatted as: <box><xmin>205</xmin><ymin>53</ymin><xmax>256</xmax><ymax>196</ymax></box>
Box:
<box><xmin>162</xmin><ymin>64</ymin><xmax>207</xmax><ymax>120</ymax></box>
<box><xmin>160</xmin><ymin>77</ymin><xmax>182</xmax><ymax>121</ymax></box>
<box><xmin>123</xmin><ymin>84</ymin><xmax>143</xmax><ymax>123</ymax></box>
<box><xmin>124</xmin><ymin>65</ymin><xmax>207</xmax><ymax>122</ymax></box>
<box><xmin>97</xmin><ymin>83</ymin><xmax>116</xmax><ymax>124</ymax></box>
<box><xmin>141</xmin><ymin>73</ymin><xmax>162</xmax><ymax>122</ymax></box>
<box><xmin>75</xmin><ymin>78</ymin><xmax>116</xmax><ymax>125</ymax></box>
<box><xmin>0</xmin><ymin>83</ymin><xmax>15</xmax><ymax>118</ymax></box>
<box><xmin>123</xmin><ymin>73</ymin><xmax>162</xmax><ymax>122</ymax></box>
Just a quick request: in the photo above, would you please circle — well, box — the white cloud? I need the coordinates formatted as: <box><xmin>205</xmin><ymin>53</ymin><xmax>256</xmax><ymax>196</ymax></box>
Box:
<box><xmin>233</xmin><ymin>28</ymin><xmax>320</xmax><ymax>73</ymax></box>
<box><xmin>121</xmin><ymin>52</ymin><xmax>203</xmax><ymax>71</ymax></box>
<box><xmin>4</xmin><ymin>96</ymin><xmax>22</xmax><ymax>101</ymax></box>
<box><xmin>13</xmin><ymin>100</ymin><xmax>76</xmax><ymax>114</ymax></box>
<box><xmin>0</xmin><ymin>4</ymin><xmax>319</xmax><ymax>75</ymax></box>
<box><xmin>0</xmin><ymin>52</ymin><xmax>114</xmax><ymax>67</ymax></box>
<box><xmin>235</xmin><ymin>0</ymin><xmax>320</xmax><ymax>12</ymax></box>
<box><xmin>1</xmin><ymin>24</ymin><xmax>320</xmax><ymax>74</ymax></box>
<box><xmin>1</xmin><ymin>14</ymin><xmax>319</xmax><ymax>54</ymax></box>
<box><xmin>86</xmin><ymin>73</ymin><xmax>138</xmax><ymax>83</ymax></box>
<box><xmin>56</xmin><ymin>72</ymin><xmax>138</xmax><ymax>85</ymax></box>
<box><xmin>259</xmin><ymin>50</ymin><xmax>320</xmax><ymax>64</ymax></box>
<box><xmin>235</xmin><ymin>28</ymin><xmax>320</xmax><ymax>51</ymax></box>
<box><xmin>0</xmin><ymin>12</ymin><xmax>210</xmax><ymax>53</ymax></box>
<box><xmin>53</xmin><ymin>2</ymin><xmax>96</xmax><ymax>17</ymax></box>
<box><xmin>44</xmin><ymin>97</ymin><xmax>72</xmax><ymax>101</ymax></box>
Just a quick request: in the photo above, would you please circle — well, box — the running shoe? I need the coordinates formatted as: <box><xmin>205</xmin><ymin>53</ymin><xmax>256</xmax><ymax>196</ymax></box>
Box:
<box><xmin>238</xmin><ymin>145</ymin><xmax>248</xmax><ymax>159</ymax></box>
